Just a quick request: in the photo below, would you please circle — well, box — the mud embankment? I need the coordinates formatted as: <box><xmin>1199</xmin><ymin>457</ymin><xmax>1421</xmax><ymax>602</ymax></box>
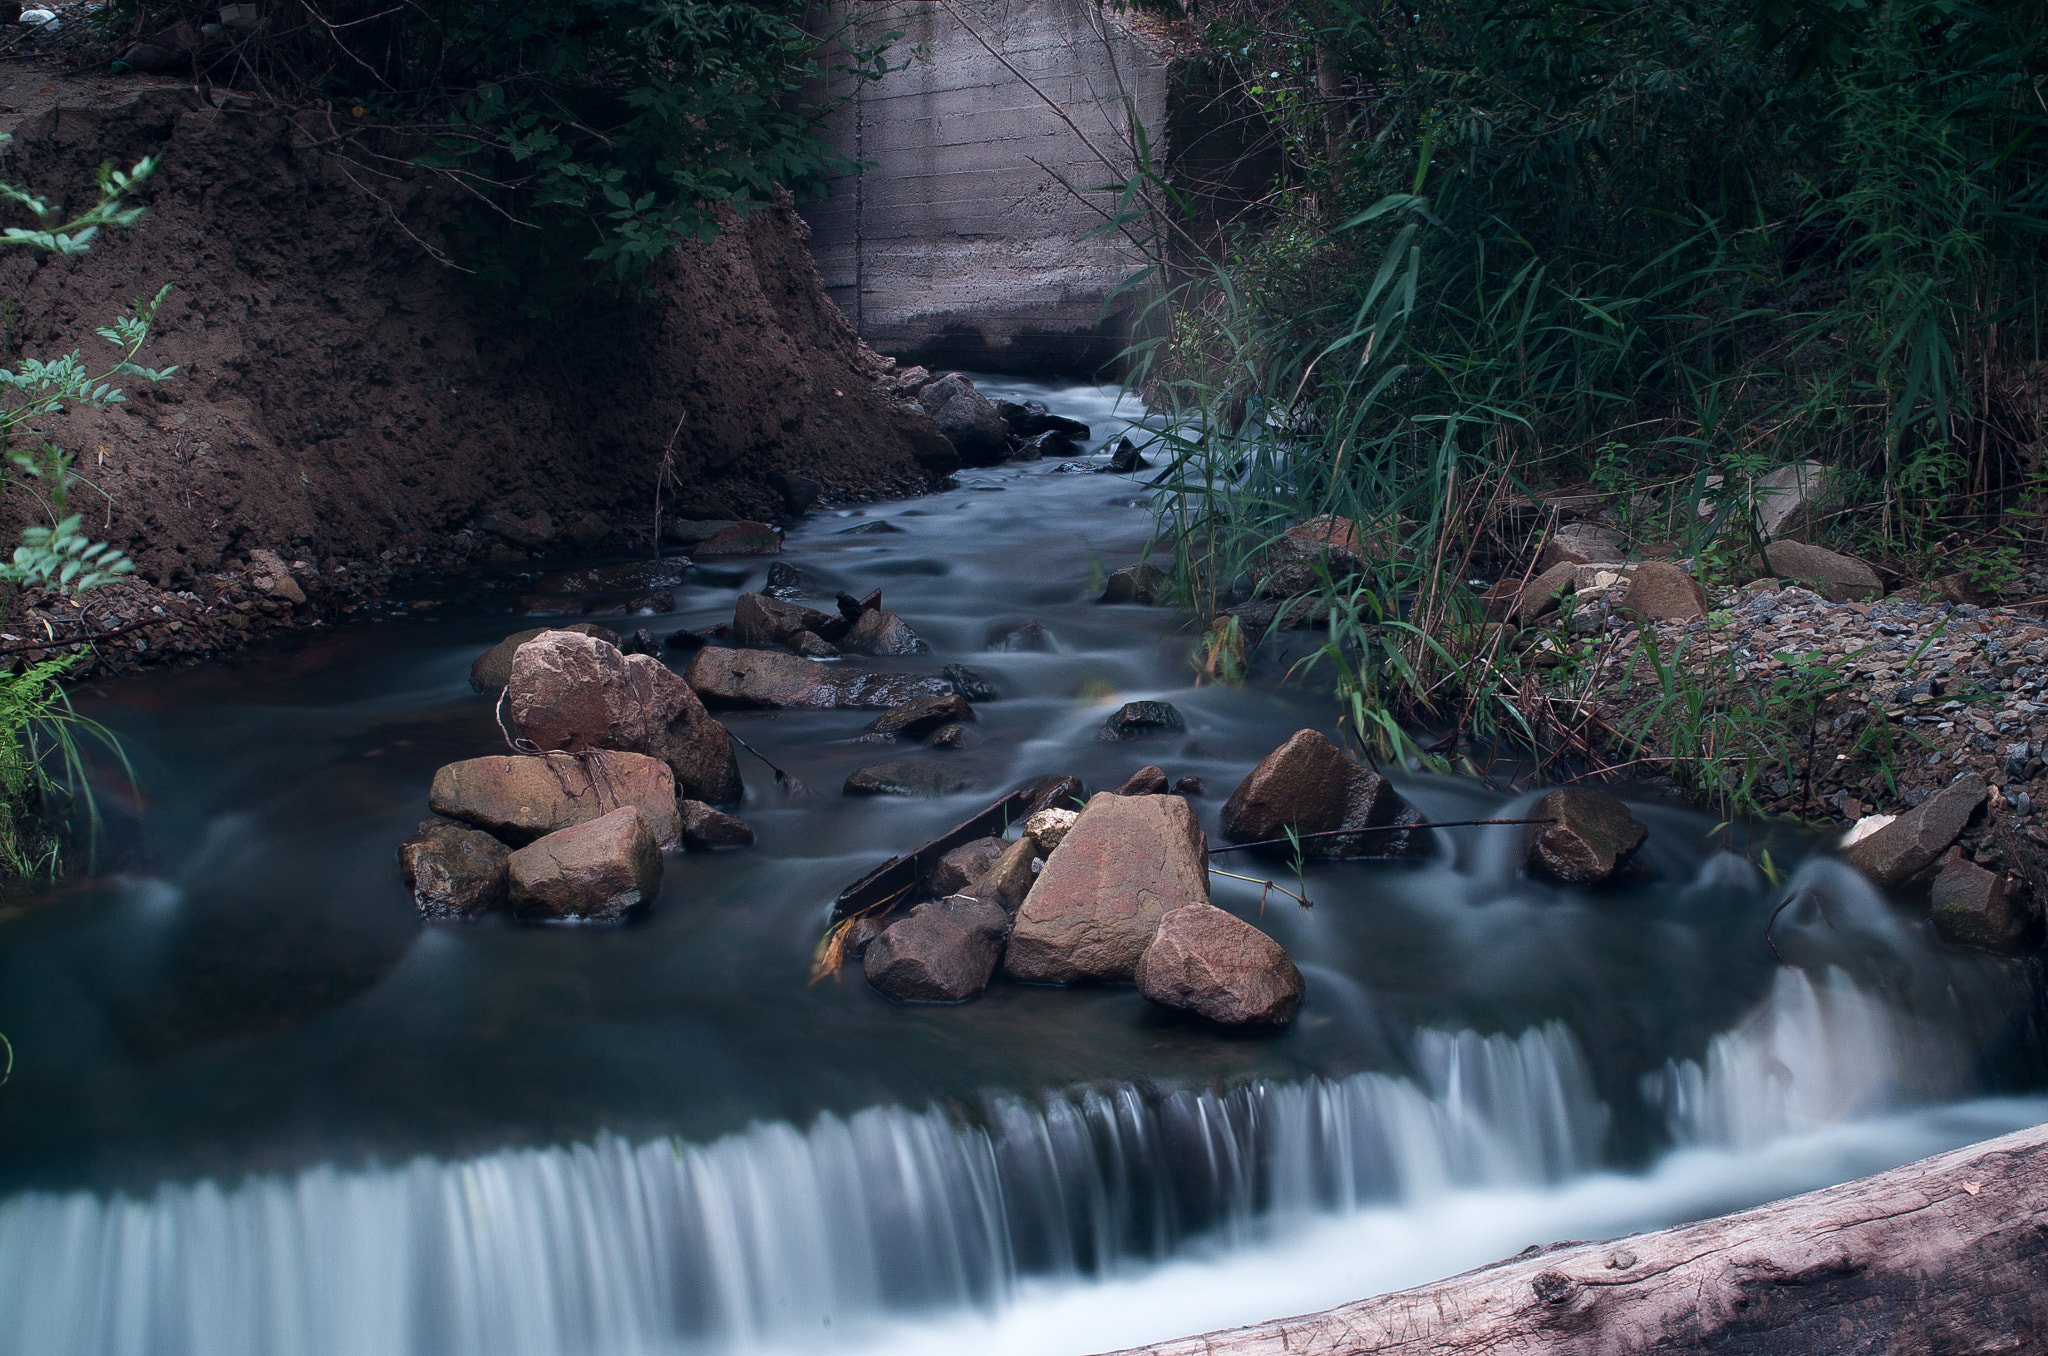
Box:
<box><xmin>0</xmin><ymin>84</ymin><xmax>953</xmax><ymax>670</ymax></box>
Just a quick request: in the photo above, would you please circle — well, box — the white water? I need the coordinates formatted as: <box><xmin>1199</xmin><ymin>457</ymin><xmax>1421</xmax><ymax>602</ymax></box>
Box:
<box><xmin>6</xmin><ymin>975</ymin><xmax>2033</xmax><ymax>1356</ymax></box>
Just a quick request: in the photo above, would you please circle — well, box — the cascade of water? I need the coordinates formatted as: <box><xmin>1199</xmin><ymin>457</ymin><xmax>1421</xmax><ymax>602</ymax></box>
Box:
<box><xmin>0</xmin><ymin>1025</ymin><xmax>1610</xmax><ymax>1356</ymax></box>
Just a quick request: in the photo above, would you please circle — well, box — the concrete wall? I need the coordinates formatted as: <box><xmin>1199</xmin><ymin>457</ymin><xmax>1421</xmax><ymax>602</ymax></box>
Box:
<box><xmin>803</xmin><ymin>0</ymin><xmax>1174</xmax><ymax>376</ymax></box>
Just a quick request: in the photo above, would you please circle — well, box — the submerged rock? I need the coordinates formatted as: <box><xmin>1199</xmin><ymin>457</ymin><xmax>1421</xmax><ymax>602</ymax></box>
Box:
<box><xmin>845</xmin><ymin>760</ymin><xmax>980</xmax><ymax>798</ymax></box>
<box><xmin>679</xmin><ymin>800</ymin><xmax>754</xmax><ymax>850</ymax></box>
<box><xmin>864</xmin><ymin>894</ymin><xmax>1011</xmax><ymax>1001</ymax></box>
<box><xmin>1845</xmin><ymin>773</ymin><xmax>1987</xmax><ymax>888</ymax></box>
<box><xmin>1525</xmin><ymin>788</ymin><xmax>1648</xmax><ymax>884</ymax></box>
<box><xmin>1100</xmin><ymin>562</ymin><xmax>1171</xmax><ymax>605</ymax></box>
<box><xmin>986</xmin><ymin>619</ymin><xmax>1054</xmax><ymax>652</ymax></box>
<box><xmin>507</xmin><ymin>806</ymin><xmax>663</xmax><ymax>923</ymax></box>
<box><xmin>686</xmin><ymin>647</ymin><xmax>954</xmax><ymax>709</ymax></box>
<box><xmin>929</xmin><ymin>836</ymin><xmax>1007</xmax><ymax>897</ymax></box>
<box><xmin>1107</xmin><ymin>438</ymin><xmax>1146</xmax><ymax>473</ymax></box>
<box><xmin>428</xmin><ymin>751</ymin><xmax>681</xmax><ymax>849</ymax></box>
<box><xmin>1219</xmin><ymin>728</ymin><xmax>1426</xmax><ymax>859</ymax></box>
<box><xmin>398</xmin><ymin>819</ymin><xmax>510</xmax><ymax>920</ymax></box>
<box><xmin>1136</xmin><ymin>902</ymin><xmax>1304</xmax><ymax>1027</ymax></box>
<box><xmin>1004</xmin><ymin>792</ymin><xmax>1209</xmax><ymax>984</ymax></box>
<box><xmin>1098</xmin><ymin>701</ymin><xmax>1186</xmax><ymax>742</ymax></box>
<box><xmin>926</xmin><ymin>723</ymin><xmax>973</xmax><ymax>749</ymax></box>
<box><xmin>864</xmin><ymin>693</ymin><xmax>976</xmax><ymax>739</ymax></box>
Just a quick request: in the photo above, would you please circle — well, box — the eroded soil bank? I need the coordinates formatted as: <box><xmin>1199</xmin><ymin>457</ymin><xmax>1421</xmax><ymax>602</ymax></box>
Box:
<box><xmin>0</xmin><ymin>75</ymin><xmax>954</xmax><ymax>670</ymax></box>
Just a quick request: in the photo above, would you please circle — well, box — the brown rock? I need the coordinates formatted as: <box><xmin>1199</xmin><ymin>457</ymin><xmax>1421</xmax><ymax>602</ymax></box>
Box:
<box><xmin>1930</xmin><ymin>857</ymin><xmax>2029</xmax><ymax>952</ymax></box>
<box><xmin>930</xmin><ymin>836</ymin><xmax>1007</xmax><ymax>896</ymax></box>
<box><xmin>507</xmin><ymin>806</ymin><xmax>663</xmax><ymax>923</ymax></box>
<box><xmin>1484</xmin><ymin>560</ymin><xmax>1579</xmax><ymax>624</ymax></box>
<box><xmin>693</xmin><ymin>521</ymin><xmax>782</xmax><ymax>555</ymax></box>
<box><xmin>966</xmin><ymin>835</ymin><xmax>1039</xmax><ymax>912</ymax></box>
<box><xmin>428</xmin><ymin>751</ymin><xmax>682</xmax><ymax>849</ymax></box>
<box><xmin>1525</xmin><ymin>788</ymin><xmax>1648</xmax><ymax>884</ymax></box>
<box><xmin>843</xmin><ymin>607</ymin><xmax>930</xmax><ymax>656</ymax></box>
<box><xmin>655</xmin><ymin>681</ymin><xmax>743</xmax><ymax>807</ymax></box>
<box><xmin>791</xmin><ymin>631</ymin><xmax>840</xmax><ymax>658</ymax></box>
<box><xmin>1844</xmin><ymin>774</ymin><xmax>1987</xmax><ymax>888</ymax></box>
<box><xmin>863</xmin><ymin>894</ymin><xmax>1011</xmax><ymax>1001</ymax></box>
<box><xmin>1537</xmin><ymin>522</ymin><xmax>1627</xmax><ymax>571</ymax></box>
<box><xmin>1004</xmin><ymin>792</ymin><xmax>1210</xmax><ymax>984</ymax></box>
<box><xmin>1766</xmin><ymin>540</ymin><xmax>1882</xmax><ymax>603</ymax></box>
<box><xmin>398</xmin><ymin>818</ymin><xmax>510</xmax><ymax>920</ymax></box>
<box><xmin>1020</xmin><ymin>773</ymin><xmax>1090</xmax><ymax>815</ymax></box>
<box><xmin>1118</xmin><ymin>765</ymin><xmax>1169</xmax><ymax>795</ymax></box>
<box><xmin>509</xmin><ymin>630</ymin><xmax>689</xmax><ymax>754</ymax></box>
<box><xmin>679</xmin><ymin>800</ymin><xmax>754</xmax><ymax>850</ymax></box>
<box><xmin>926</xmin><ymin>722</ymin><xmax>973</xmax><ymax>749</ymax></box>
<box><xmin>865</xmin><ymin>693</ymin><xmax>975</xmax><ymax>739</ymax></box>
<box><xmin>845</xmin><ymin>760</ymin><xmax>980</xmax><ymax>797</ymax></box>
<box><xmin>1220</xmin><ymin>728</ymin><xmax>1427</xmax><ymax>859</ymax></box>
<box><xmin>918</xmin><ymin>372</ymin><xmax>1011</xmax><ymax>466</ymax></box>
<box><xmin>733</xmin><ymin>592</ymin><xmax>839</xmax><ymax>648</ymax></box>
<box><xmin>685</xmin><ymin>647</ymin><xmax>953</xmax><ymax>709</ymax></box>
<box><xmin>248</xmin><ymin>548</ymin><xmax>307</xmax><ymax>605</ymax></box>
<box><xmin>469</xmin><ymin>623</ymin><xmax>621</xmax><ymax>693</ymax></box>
<box><xmin>1618</xmin><ymin>561</ymin><xmax>1708</xmax><ymax>621</ymax></box>
<box><xmin>1136</xmin><ymin>902</ymin><xmax>1304</xmax><ymax>1026</ymax></box>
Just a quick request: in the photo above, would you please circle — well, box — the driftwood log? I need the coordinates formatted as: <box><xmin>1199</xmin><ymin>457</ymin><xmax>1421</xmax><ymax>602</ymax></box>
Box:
<box><xmin>1104</xmin><ymin>1121</ymin><xmax>2048</xmax><ymax>1355</ymax></box>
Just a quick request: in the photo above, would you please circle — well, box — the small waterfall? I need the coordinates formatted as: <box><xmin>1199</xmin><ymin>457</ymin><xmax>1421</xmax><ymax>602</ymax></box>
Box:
<box><xmin>0</xmin><ymin>1025</ymin><xmax>1608</xmax><ymax>1356</ymax></box>
<box><xmin>1646</xmin><ymin>965</ymin><xmax>1968</xmax><ymax>1148</ymax></box>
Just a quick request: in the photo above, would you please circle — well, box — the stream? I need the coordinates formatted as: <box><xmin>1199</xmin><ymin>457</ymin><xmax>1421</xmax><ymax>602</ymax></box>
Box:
<box><xmin>2</xmin><ymin>376</ymin><xmax>2046</xmax><ymax>1356</ymax></box>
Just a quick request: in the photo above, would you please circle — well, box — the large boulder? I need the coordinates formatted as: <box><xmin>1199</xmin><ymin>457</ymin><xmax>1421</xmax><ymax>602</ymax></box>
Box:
<box><xmin>1752</xmin><ymin>461</ymin><xmax>1832</xmax><ymax>539</ymax></box>
<box><xmin>469</xmin><ymin>623</ymin><xmax>620</xmax><ymax>693</ymax></box>
<box><xmin>930</xmin><ymin>836</ymin><xmax>1007</xmax><ymax>896</ymax></box>
<box><xmin>733</xmin><ymin>592</ymin><xmax>839</xmax><ymax>649</ymax></box>
<box><xmin>1525</xmin><ymin>787</ymin><xmax>1648</xmax><ymax>884</ymax></box>
<box><xmin>1004</xmin><ymin>792</ymin><xmax>1210</xmax><ymax>984</ymax></box>
<box><xmin>863</xmin><ymin>894</ymin><xmax>1011</xmax><ymax>1001</ymax></box>
<box><xmin>864</xmin><ymin>693</ymin><xmax>975</xmax><ymax>739</ymax></box>
<box><xmin>918</xmin><ymin>372</ymin><xmax>1011</xmax><ymax>466</ymax></box>
<box><xmin>507</xmin><ymin>806</ymin><xmax>663</xmax><ymax>923</ymax></box>
<box><xmin>1483</xmin><ymin>560</ymin><xmax>1578</xmax><ymax>625</ymax></box>
<box><xmin>428</xmin><ymin>751</ymin><xmax>682</xmax><ymax>849</ymax></box>
<box><xmin>1618</xmin><ymin>561</ymin><xmax>1708</xmax><ymax>622</ymax></box>
<box><xmin>1845</xmin><ymin>773</ymin><xmax>1987</xmax><ymax>888</ymax></box>
<box><xmin>685</xmin><ymin>647</ymin><xmax>954</xmax><ymax>709</ymax></box>
<box><xmin>845</xmin><ymin>761</ymin><xmax>980</xmax><ymax>797</ymax></box>
<box><xmin>1136</xmin><ymin>902</ymin><xmax>1304</xmax><ymax>1027</ymax></box>
<box><xmin>509</xmin><ymin>630</ymin><xmax>689</xmax><ymax>753</ymax></box>
<box><xmin>1930</xmin><ymin>856</ymin><xmax>2030</xmax><ymax>952</ymax></box>
<box><xmin>1538</xmin><ymin>522</ymin><xmax>1627</xmax><ymax>571</ymax></box>
<box><xmin>1220</xmin><ymin>728</ymin><xmax>1427</xmax><ymax>859</ymax></box>
<box><xmin>398</xmin><ymin>819</ymin><xmax>510</xmax><ymax>920</ymax></box>
<box><xmin>1766</xmin><ymin>540</ymin><xmax>1881</xmax><ymax>603</ymax></box>
<box><xmin>842</xmin><ymin>608</ymin><xmax>930</xmax><ymax>656</ymax></box>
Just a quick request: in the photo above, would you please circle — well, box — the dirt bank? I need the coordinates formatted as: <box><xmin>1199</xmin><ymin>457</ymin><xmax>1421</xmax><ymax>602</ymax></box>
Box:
<box><xmin>0</xmin><ymin>73</ymin><xmax>956</xmax><ymax>668</ymax></box>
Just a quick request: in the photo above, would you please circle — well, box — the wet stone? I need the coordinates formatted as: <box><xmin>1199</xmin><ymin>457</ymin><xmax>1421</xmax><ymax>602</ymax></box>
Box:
<box><xmin>864</xmin><ymin>692</ymin><xmax>975</xmax><ymax>739</ymax></box>
<box><xmin>986</xmin><ymin>619</ymin><xmax>1054</xmax><ymax>652</ymax></box>
<box><xmin>679</xmin><ymin>800</ymin><xmax>754</xmax><ymax>850</ymax></box>
<box><xmin>929</xmin><ymin>836</ymin><xmax>1007</xmax><ymax>897</ymax></box>
<box><xmin>1117</xmin><ymin>765</ymin><xmax>1169</xmax><ymax>795</ymax></box>
<box><xmin>844</xmin><ymin>761</ymin><xmax>980</xmax><ymax>798</ymax></box>
<box><xmin>1525</xmin><ymin>788</ymin><xmax>1648</xmax><ymax>884</ymax></box>
<box><xmin>507</xmin><ymin>806</ymin><xmax>664</xmax><ymax>924</ymax></box>
<box><xmin>398</xmin><ymin>819</ymin><xmax>510</xmax><ymax>920</ymax></box>
<box><xmin>1098</xmin><ymin>701</ymin><xmax>1186</xmax><ymax>742</ymax></box>
<box><xmin>927</xmin><ymin>723</ymin><xmax>973</xmax><ymax>749</ymax></box>
<box><xmin>1100</xmin><ymin>562</ymin><xmax>1170</xmax><ymax>605</ymax></box>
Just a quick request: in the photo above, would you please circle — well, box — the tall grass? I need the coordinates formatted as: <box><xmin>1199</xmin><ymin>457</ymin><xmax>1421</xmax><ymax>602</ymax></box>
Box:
<box><xmin>1105</xmin><ymin>0</ymin><xmax>2047</xmax><ymax>783</ymax></box>
<box><xmin>0</xmin><ymin>655</ymin><xmax>130</xmax><ymax>881</ymax></box>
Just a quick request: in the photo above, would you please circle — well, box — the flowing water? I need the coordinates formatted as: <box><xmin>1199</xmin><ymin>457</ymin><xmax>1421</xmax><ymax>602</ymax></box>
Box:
<box><xmin>1</xmin><ymin>377</ymin><xmax>2045</xmax><ymax>1355</ymax></box>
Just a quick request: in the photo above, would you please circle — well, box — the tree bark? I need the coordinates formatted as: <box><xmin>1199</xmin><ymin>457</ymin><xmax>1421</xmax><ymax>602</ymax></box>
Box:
<box><xmin>1102</xmin><ymin>1121</ymin><xmax>2048</xmax><ymax>1355</ymax></box>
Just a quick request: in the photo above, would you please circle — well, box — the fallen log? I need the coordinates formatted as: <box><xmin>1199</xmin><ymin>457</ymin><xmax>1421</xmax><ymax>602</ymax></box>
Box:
<box><xmin>1102</xmin><ymin>1120</ymin><xmax>2048</xmax><ymax>1355</ymax></box>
